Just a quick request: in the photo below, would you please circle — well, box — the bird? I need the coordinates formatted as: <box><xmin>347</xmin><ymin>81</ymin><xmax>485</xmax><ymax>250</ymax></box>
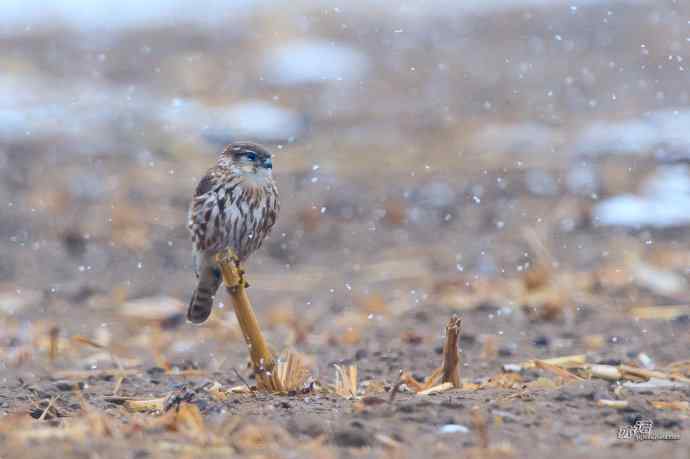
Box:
<box><xmin>186</xmin><ymin>141</ymin><xmax>280</xmax><ymax>324</ymax></box>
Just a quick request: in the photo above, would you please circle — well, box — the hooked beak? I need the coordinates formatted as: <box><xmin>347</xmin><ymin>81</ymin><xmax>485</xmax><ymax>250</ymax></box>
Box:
<box><xmin>263</xmin><ymin>157</ymin><xmax>273</xmax><ymax>169</ymax></box>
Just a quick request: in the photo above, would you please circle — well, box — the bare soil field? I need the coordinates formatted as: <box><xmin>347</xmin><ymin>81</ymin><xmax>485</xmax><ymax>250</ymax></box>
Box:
<box><xmin>1</xmin><ymin>2</ymin><xmax>689</xmax><ymax>457</ymax></box>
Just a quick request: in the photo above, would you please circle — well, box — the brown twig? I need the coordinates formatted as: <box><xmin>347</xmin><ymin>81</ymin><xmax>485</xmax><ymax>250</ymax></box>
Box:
<box><xmin>398</xmin><ymin>315</ymin><xmax>464</xmax><ymax>395</ymax></box>
<box><xmin>389</xmin><ymin>376</ymin><xmax>405</xmax><ymax>403</ymax></box>
<box><xmin>36</xmin><ymin>395</ymin><xmax>59</xmax><ymax>421</ymax></box>
<box><xmin>38</xmin><ymin>396</ymin><xmax>58</xmax><ymax>421</ymax></box>
<box><xmin>441</xmin><ymin>315</ymin><xmax>462</xmax><ymax>387</ymax></box>
<box><xmin>233</xmin><ymin>367</ymin><xmax>252</xmax><ymax>391</ymax></box>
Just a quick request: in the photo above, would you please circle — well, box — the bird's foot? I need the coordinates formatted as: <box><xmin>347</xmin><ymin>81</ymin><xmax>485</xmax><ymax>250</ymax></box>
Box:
<box><xmin>216</xmin><ymin>249</ymin><xmax>249</xmax><ymax>291</ymax></box>
<box><xmin>216</xmin><ymin>249</ymin><xmax>239</xmax><ymax>267</ymax></box>
<box><xmin>238</xmin><ymin>268</ymin><xmax>250</xmax><ymax>289</ymax></box>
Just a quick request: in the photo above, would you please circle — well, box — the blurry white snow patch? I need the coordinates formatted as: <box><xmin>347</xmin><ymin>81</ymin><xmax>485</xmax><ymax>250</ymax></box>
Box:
<box><xmin>525</xmin><ymin>169</ymin><xmax>559</xmax><ymax>196</ymax></box>
<box><xmin>576</xmin><ymin>120</ymin><xmax>657</xmax><ymax>156</ymax></box>
<box><xmin>416</xmin><ymin>181</ymin><xmax>456</xmax><ymax>208</ymax></box>
<box><xmin>565</xmin><ymin>162</ymin><xmax>599</xmax><ymax>196</ymax></box>
<box><xmin>593</xmin><ymin>165</ymin><xmax>690</xmax><ymax>228</ymax></box>
<box><xmin>576</xmin><ymin>110</ymin><xmax>690</xmax><ymax>160</ymax></box>
<box><xmin>0</xmin><ymin>0</ymin><xmax>652</xmax><ymax>33</ymax></box>
<box><xmin>367</xmin><ymin>0</ymin><xmax>650</xmax><ymax>18</ymax></box>
<box><xmin>0</xmin><ymin>0</ymin><xmax>258</xmax><ymax>32</ymax></box>
<box><xmin>264</xmin><ymin>40</ymin><xmax>369</xmax><ymax>86</ymax></box>
<box><xmin>471</xmin><ymin>122</ymin><xmax>562</xmax><ymax>155</ymax></box>
<box><xmin>0</xmin><ymin>75</ymin><xmax>153</xmax><ymax>151</ymax></box>
<box><xmin>160</xmin><ymin>98</ymin><xmax>201</xmax><ymax>134</ymax></box>
<box><xmin>162</xmin><ymin>99</ymin><xmax>304</xmax><ymax>143</ymax></box>
<box><xmin>439</xmin><ymin>424</ymin><xmax>470</xmax><ymax>434</ymax></box>
<box><xmin>632</xmin><ymin>261</ymin><xmax>687</xmax><ymax>297</ymax></box>
<box><xmin>221</xmin><ymin>100</ymin><xmax>304</xmax><ymax>141</ymax></box>
<box><xmin>0</xmin><ymin>289</ymin><xmax>42</xmax><ymax>315</ymax></box>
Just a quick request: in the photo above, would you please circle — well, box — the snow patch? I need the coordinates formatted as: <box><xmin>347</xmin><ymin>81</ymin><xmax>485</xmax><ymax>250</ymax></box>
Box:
<box><xmin>439</xmin><ymin>424</ymin><xmax>470</xmax><ymax>434</ymax></box>
<box><xmin>593</xmin><ymin>165</ymin><xmax>690</xmax><ymax>228</ymax></box>
<box><xmin>162</xmin><ymin>99</ymin><xmax>305</xmax><ymax>143</ymax></box>
<box><xmin>575</xmin><ymin>110</ymin><xmax>690</xmax><ymax>160</ymax></box>
<box><xmin>264</xmin><ymin>40</ymin><xmax>369</xmax><ymax>86</ymax></box>
<box><xmin>0</xmin><ymin>0</ymin><xmax>651</xmax><ymax>32</ymax></box>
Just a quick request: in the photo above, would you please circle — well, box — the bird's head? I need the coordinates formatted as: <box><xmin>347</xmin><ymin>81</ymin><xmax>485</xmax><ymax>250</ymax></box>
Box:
<box><xmin>219</xmin><ymin>142</ymin><xmax>274</xmax><ymax>178</ymax></box>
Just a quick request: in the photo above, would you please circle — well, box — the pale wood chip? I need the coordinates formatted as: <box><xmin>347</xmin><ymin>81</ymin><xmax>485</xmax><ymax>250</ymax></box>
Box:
<box><xmin>534</xmin><ymin>359</ymin><xmax>584</xmax><ymax>381</ymax></box>
<box><xmin>417</xmin><ymin>382</ymin><xmax>454</xmax><ymax>396</ymax></box>
<box><xmin>596</xmin><ymin>399</ymin><xmax>629</xmax><ymax>409</ymax></box>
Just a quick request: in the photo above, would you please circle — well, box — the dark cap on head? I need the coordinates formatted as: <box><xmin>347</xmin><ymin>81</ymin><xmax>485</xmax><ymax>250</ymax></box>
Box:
<box><xmin>222</xmin><ymin>141</ymin><xmax>273</xmax><ymax>169</ymax></box>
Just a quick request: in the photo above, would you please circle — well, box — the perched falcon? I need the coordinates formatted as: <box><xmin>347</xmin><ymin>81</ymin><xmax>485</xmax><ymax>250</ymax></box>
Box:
<box><xmin>187</xmin><ymin>141</ymin><xmax>279</xmax><ymax>323</ymax></box>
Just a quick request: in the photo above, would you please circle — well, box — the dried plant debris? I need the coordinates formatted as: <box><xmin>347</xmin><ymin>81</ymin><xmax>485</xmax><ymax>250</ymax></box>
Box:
<box><xmin>259</xmin><ymin>351</ymin><xmax>313</xmax><ymax>394</ymax></box>
<box><xmin>533</xmin><ymin>359</ymin><xmax>584</xmax><ymax>382</ymax></box>
<box><xmin>217</xmin><ymin>250</ymin><xmax>277</xmax><ymax>380</ymax></box>
<box><xmin>4</xmin><ymin>5</ymin><xmax>690</xmax><ymax>457</ymax></box>
<box><xmin>213</xmin><ymin>250</ymin><xmax>314</xmax><ymax>394</ymax></box>
<box><xmin>401</xmin><ymin>315</ymin><xmax>463</xmax><ymax>395</ymax></box>
<box><xmin>105</xmin><ymin>388</ymin><xmax>194</xmax><ymax>413</ymax></box>
<box><xmin>333</xmin><ymin>364</ymin><xmax>358</xmax><ymax>399</ymax></box>
<box><xmin>500</xmin><ymin>354</ymin><xmax>690</xmax><ymax>398</ymax></box>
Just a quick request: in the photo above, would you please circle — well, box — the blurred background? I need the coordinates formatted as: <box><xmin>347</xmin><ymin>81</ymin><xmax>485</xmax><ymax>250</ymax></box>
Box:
<box><xmin>1</xmin><ymin>0</ymin><xmax>690</xmax><ymax>385</ymax></box>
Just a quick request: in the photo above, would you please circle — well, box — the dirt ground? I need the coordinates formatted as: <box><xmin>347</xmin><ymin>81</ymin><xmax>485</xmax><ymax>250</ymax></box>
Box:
<box><xmin>1</xmin><ymin>1</ymin><xmax>690</xmax><ymax>458</ymax></box>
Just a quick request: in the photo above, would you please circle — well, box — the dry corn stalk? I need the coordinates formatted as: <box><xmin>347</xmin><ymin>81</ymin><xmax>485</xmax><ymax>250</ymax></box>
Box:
<box><xmin>534</xmin><ymin>359</ymin><xmax>584</xmax><ymax>381</ymax></box>
<box><xmin>589</xmin><ymin>364</ymin><xmax>622</xmax><ymax>381</ymax></box>
<box><xmin>263</xmin><ymin>351</ymin><xmax>311</xmax><ymax>393</ymax></box>
<box><xmin>401</xmin><ymin>315</ymin><xmax>463</xmax><ymax>394</ymax></box>
<box><xmin>440</xmin><ymin>315</ymin><xmax>462</xmax><ymax>387</ymax></box>
<box><xmin>508</xmin><ymin>354</ymin><xmax>586</xmax><ymax>372</ymax></box>
<box><xmin>618</xmin><ymin>364</ymin><xmax>690</xmax><ymax>384</ymax></box>
<box><xmin>217</xmin><ymin>251</ymin><xmax>274</xmax><ymax>377</ymax></box>
<box><xmin>417</xmin><ymin>382</ymin><xmax>454</xmax><ymax>396</ymax></box>
<box><xmin>123</xmin><ymin>395</ymin><xmax>168</xmax><ymax>412</ymax></box>
<box><xmin>216</xmin><ymin>250</ymin><xmax>311</xmax><ymax>392</ymax></box>
<box><xmin>597</xmin><ymin>399</ymin><xmax>629</xmax><ymax>409</ymax></box>
<box><xmin>509</xmin><ymin>356</ymin><xmax>690</xmax><ymax>389</ymax></box>
<box><xmin>334</xmin><ymin>364</ymin><xmax>358</xmax><ymax>398</ymax></box>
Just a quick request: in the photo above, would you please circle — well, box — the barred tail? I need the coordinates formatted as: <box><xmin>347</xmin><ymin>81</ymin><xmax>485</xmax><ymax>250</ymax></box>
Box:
<box><xmin>187</xmin><ymin>267</ymin><xmax>222</xmax><ymax>324</ymax></box>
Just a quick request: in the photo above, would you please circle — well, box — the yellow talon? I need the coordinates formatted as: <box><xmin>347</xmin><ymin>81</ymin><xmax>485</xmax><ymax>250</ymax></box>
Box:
<box><xmin>215</xmin><ymin>249</ymin><xmax>242</xmax><ymax>291</ymax></box>
<box><xmin>215</xmin><ymin>248</ymin><xmax>250</xmax><ymax>291</ymax></box>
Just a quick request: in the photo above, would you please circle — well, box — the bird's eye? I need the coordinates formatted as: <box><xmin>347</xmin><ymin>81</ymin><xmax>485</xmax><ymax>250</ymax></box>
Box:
<box><xmin>245</xmin><ymin>152</ymin><xmax>257</xmax><ymax>161</ymax></box>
